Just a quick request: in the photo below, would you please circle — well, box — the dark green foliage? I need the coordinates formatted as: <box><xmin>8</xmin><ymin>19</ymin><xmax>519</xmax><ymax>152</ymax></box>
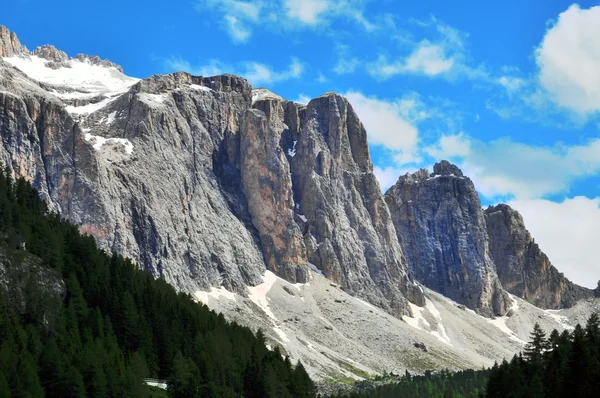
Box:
<box><xmin>487</xmin><ymin>317</ymin><xmax>600</xmax><ymax>398</ymax></box>
<box><xmin>0</xmin><ymin>170</ymin><xmax>315</xmax><ymax>397</ymax></box>
<box><xmin>334</xmin><ymin>369</ymin><xmax>489</xmax><ymax>398</ymax></box>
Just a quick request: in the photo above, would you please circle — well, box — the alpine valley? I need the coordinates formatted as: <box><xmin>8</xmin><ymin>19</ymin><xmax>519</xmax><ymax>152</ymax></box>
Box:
<box><xmin>1</xmin><ymin>25</ymin><xmax>599</xmax><ymax>391</ymax></box>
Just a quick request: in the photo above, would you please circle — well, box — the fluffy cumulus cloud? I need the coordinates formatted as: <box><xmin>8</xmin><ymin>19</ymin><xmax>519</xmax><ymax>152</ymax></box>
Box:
<box><xmin>163</xmin><ymin>57</ymin><xmax>304</xmax><ymax>85</ymax></box>
<box><xmin>509</xmin><ymin>197</ymin><xmax>600</xmax><ymax>289</ymax></box>
<box><xmin>424</xmin><ymin>134</ymin><xmax>600</xmax><ymax>200</ymax></box>
<box><xmin>343</xmin><ymin>91</ymin><xmax>426</xmax><ymax>160</ymax></box>
<box><xmin>535</xmin><ymin>4</ymin><xmax>600</xmax><ymax>114</ymax></box>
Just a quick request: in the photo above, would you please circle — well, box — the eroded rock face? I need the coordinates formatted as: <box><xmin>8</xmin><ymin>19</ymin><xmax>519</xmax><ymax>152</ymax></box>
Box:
<box><xmin>484</xmin><ymin>204</ymin><xmax>593</xmax><ymax>309</ymax></box>
<box><xmin>239</xmin><ymin>108</ymin><xmax>309</xmax><ymax>283</ymax></box>
<box><xmin>0</xmin><ymin>26</ymin><xmax>422</xmax><ymax>316</ymax></box>
<box><xmin>0</xmin><ymin>25</ymin><xmax>28</xmax><ymax>57</ymax></box>
<box><xmin>289</xmin><ymin>93</ymin><xmax>422</xmax><ymax>315</ymax></box>
<box><xmin>34</xmin><ymin>45</ymin><xmax>68</xmax><ymax>63</ymax></box>
<box><xmin>385</xmin><ymin>161</ymin><xmax>510</xmax><ymax>316</ymax></box>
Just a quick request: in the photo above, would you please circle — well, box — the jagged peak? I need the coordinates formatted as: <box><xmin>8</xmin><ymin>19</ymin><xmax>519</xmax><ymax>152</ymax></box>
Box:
<box><xmin>74</xmin><ymin>54</ymin><xmax>123</xmax><ymax>73</ymax></box>
<box><xmin>0</xmin><ymin>25</ymin><xmax>29</xmax><ymax>57</ymax></box>
<box><xmin>1</xmin><ymin>25</ymin><xmax>126</xmax><ymax>74</ymax></box>
<box><xmin>34</xmin><ymin>44</ymin><xmax>68</xmax><ymax>63</ymax></box>
<box><xmin>433</xmin><ymin>160</ymin><xmax>464</xmax><ymax>177</ymax></box>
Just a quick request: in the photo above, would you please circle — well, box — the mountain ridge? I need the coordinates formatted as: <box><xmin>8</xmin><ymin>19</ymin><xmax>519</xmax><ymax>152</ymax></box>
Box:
<box><xmin>0</xmin><ymin>25</ymin><xmax>597</xmax><ymax>381</ymax></box>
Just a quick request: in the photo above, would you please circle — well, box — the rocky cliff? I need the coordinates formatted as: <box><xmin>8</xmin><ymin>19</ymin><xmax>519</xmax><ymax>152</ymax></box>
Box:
<box><xmin>1</xmin><ymin>25</ymin><xmax>590</xmax><ymax>320</ymax></box>
<box><xmin>0</xmin><ymin>26</ymin><xmax>422</xmax><ymax>317</ymax></box>
<box><xmin>484</xmin><ymin>204</ymin><xmax>593</xmax><ymax>309</ymax></box>
<box><xmin>385</xmin><ymin>161</ymin><xmax>510</xmax><ymax>316</ymax></box>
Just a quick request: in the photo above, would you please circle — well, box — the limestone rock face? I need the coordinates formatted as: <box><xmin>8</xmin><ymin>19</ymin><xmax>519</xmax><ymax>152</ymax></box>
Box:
<box><xmin>289</xmin><ymin>93</ymin><xmax>422</xmax><ymax>315</ymax></box>
<box><xmin>34</xmin><ymin>45</ymin><xmax>68</xmax><ymax>63</ymax></box>
<box><xmin>484</xmin><ymin>204</ymin><xmax>593</xmax><ymax>309</ymax></box>
<box><xmin>385</xmin><ymin>161</ymin><xmax>510</xmax><ymax>316</ymax></box>
<box><xmin>0</xmin><ymin>25</ymin><xmax>28</xmax><ymax>57</ymax></box>
<box><xmin>239</xmin><ymin>108</ymin><xmax>309</xmax><ymax>283</ymax></box>
<box><xmin>0</xmin><ymin>26</ymin><xmax>422</xmax><ymax>316</ymax></box>
<box><xmin>74</xmin><ymin>54</ymin><xmax>124</xmax><ymax>73</ymax></box>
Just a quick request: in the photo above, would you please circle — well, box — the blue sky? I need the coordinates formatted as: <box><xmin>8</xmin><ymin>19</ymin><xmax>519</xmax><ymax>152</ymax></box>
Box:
<box><xmin>3</xmin><ymin>0</ymin><xmax>600</xmax><ymax>286</ymax></box>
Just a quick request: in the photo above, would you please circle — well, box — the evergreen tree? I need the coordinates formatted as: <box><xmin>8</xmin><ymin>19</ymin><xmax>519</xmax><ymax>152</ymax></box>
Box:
<box><xmin>0</xmin><ymin>172</ymin><xmax>316</xmax><ymax>397</ymax></box>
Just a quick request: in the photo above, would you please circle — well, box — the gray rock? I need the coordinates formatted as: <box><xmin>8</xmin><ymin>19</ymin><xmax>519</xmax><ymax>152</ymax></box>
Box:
<box><xmin>0</xmin><ymin>27</ymin><xmax>423</xmax><ymax>316</ymax></box>
<box><xmin>74</xmin><ymin>53</ymin><xmax>124</xmax><ymax>73</ymax></box>
<box><xmin>385</xmin><ymin>161</ymin><xmax>510</xmax><ymax>316</ymax></box>
<box><xmin>0</xmin><ymin>25</ymin><xmax>28</xmax><ymax>57</ymax></box>
<box><xmin>34</xmin><ymin>45</ymin><xmax>68</xmax><ymax>63</ymax></box>
<box><xmin>484</xmin><ymin>204</ymin><xmax>593</xmax><ymax>309</ymax></box>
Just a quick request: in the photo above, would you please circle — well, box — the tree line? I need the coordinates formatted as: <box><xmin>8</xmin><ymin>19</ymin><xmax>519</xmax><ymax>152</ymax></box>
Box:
<box><xmin>0</xmin><ymin>168</ymin><xmax>315</xmax><ymax>397</ymax></box>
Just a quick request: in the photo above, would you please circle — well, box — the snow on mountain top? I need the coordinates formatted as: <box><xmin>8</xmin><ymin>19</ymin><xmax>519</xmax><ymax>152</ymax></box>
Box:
<box><xmin>252</xmin><ymin>88</ymin><xmax>284</xmax><ymax>104</ymax></box>
<box><xmin>3</xmin><ymin>54</ymin><xmax>139</xmax><ymax>96</ymax></box>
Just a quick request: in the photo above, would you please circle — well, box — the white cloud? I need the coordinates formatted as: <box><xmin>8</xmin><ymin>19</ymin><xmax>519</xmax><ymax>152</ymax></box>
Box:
<box><xmin>344</xmin><ymin>91</ymin><xmax>422</xmax><ymax>157</ymax></box>
<box><xmin>371</xmin><ymin>41</ymin><xmax>456</xmax><ymax>79</ymax></box>
<box><xmin>535</xmin><ymin>4</ymin><xmax>600</xmax><ymax>114</ymax></box>
<box><xmin>403</xmin><ymin>42</ymin><xmax>455</xmax><ymax>75</ymax></box>
<box><xmin>368</xmin><ymin>19</ymin><xmax>477</xmax><ymax>80</ymax></box>
<box><xmin>244</xmin><ymin>57</ymin><xmax>304</xmax><ymax>85</ymax></box>
<box><xmin>163</xmin><ymin>57</ymin><xmax>304</xmax><ymax>85</ymax></box>
<box><xmin>294</xmin><ymin>94</ymin><xmax>311</xmax><ymax>105</ymax></box>
<box><xmin>285</xmin><ymin>0</ymin><xmax>329</xmax><ymax>24</ymax></box>
<box><xmin>425</xmin><ymin>134</ymin><xmax>600</xmax><ymax>200</ymax></box>
<box><xmin>316</xmin><ymin>72</ymin><xmax>328</xmax><ymax>83</ymax></box>
<box><xmin>196</xmin><ymin>0</ymin><xmax>262</xmax><ymax>43</ymax></box>
<box><xmin>509</xmin><ymin>197</ymin><xmax>600</xmax><ymax>288</ymax></box>
<box><xmin>195</xmin><ymin>0</ymin><xmax>373</xmax><ymax>43</ymax></box>
<box><xmin>224</xmin><ymin>15</ymin><xmax>253</xmax><ymax>43</ymax></box>
<box><xmin>333</xmin><ymin>57</ymin><xmax>361</xmax><ymax>75</ymax></box>
<box><xmin>163</xmin><ymin>57</ymin><xmax>228</xmax><ymax>77</ymax></box>
<box><xmin>332</xmin><ymin>43</ymin><xmax>361</xmax><ymax>75</ymax></box>
<box><xmin>496</xmin><ymin>76</ymin><xmax>526</xmax><ymax>94</ymax></box>
<box><xmin>424</xmin><ymin>133</ymin><xmax>471</xmax><ymax>159</ymax></box>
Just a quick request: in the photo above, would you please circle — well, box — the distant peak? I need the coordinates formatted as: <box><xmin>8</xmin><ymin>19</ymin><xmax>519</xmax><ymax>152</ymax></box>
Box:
<box><xmin>34</xmin><ymin>45</ymin><xmax>68</xmax><ymax>63</ymax></box>
<box><xmin>433</xmin><ymin>160</ymin><xmax>464</xmax><ymax>177</ymax></box>
<box><xmin>0</xmin><ymin>25</ymin><xmax>28</xmax><ymax>57</ymax></box>
<box><xmin>74</xmin><ymin>54</ymin><xmax>124</xmax><ymax>73</ymax></box>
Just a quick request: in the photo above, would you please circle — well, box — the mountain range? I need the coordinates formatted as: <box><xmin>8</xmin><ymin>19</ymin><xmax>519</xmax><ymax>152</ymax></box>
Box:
<box><xmin>1</xmin><ymin>25</ymin><xmax>598</xmax><ymax>383</ymax></box>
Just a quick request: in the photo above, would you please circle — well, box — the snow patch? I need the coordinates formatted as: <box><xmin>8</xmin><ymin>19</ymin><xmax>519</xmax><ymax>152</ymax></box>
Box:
<box><xmin>404</xmin><ymin>302</ymin><xmax>431</xmax><ymax>329</ymax></box>
<box><xmin>138</xmin><ymin>93</ymin><xmax>167</xmax><ymax>107</ymax></box>
<box><xmin>104</xmin><ymin>111</ymin><xmax>117</xmax><ymax>124</ymax></box>
<box><xmin>194</xmin><ymin>286</ymin><xmax>237</xmax><ymax>305</ymax></box>
<box><xmin>65</xmin><ymin>95</ymin><xmax>119</xmax><ymax>115</ymax></box>
<box><xmin>403</xmin><ymin>299</ymin><xmax>452</xmax><ymax>346</ymax></box>
<box><xmin>4</xmin><ymin>55</ymin><xmax>138</xmax><ymax>94</ymax></box>
<box><xmin>424</xmin><ymin>299</ymin><xmax>452</xmax><ymax>346</ymax></box>
<box><xmin>298</xmin><ymin>214</ymin><xmax>307</xmax><ymax>222</ymax></box>
<box><xmin>84</xmin><ymin>133</ymin><xmax>134</xmax><ymax>155</ymax></box>
<box><xmin>545</xmin><ymin>310</ymin><xmax>574</xmax><ymax>330</ymax></box>
<box><xmin>189</xmin><ymin>84</ymin><xmax>212</xmax><ymax>92</ymax></box>
<box><xmin>485</xmin><ymin>295</ymin><xmax>527</xmax><ymax>344</ymax></box>
<box><xmin>247</xmin><ymin>271</ymin><xmax>290</xmax><ymax>343</ymax></box>
<box><xmin>252</xmin><ymin>88</ymin><xmax>284</xmax><ymax>104</ymax></box>
<box><xmin>288</xmin><ymin>140</ymin><xmax>297</xmax><ymax>157</ymax></box>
